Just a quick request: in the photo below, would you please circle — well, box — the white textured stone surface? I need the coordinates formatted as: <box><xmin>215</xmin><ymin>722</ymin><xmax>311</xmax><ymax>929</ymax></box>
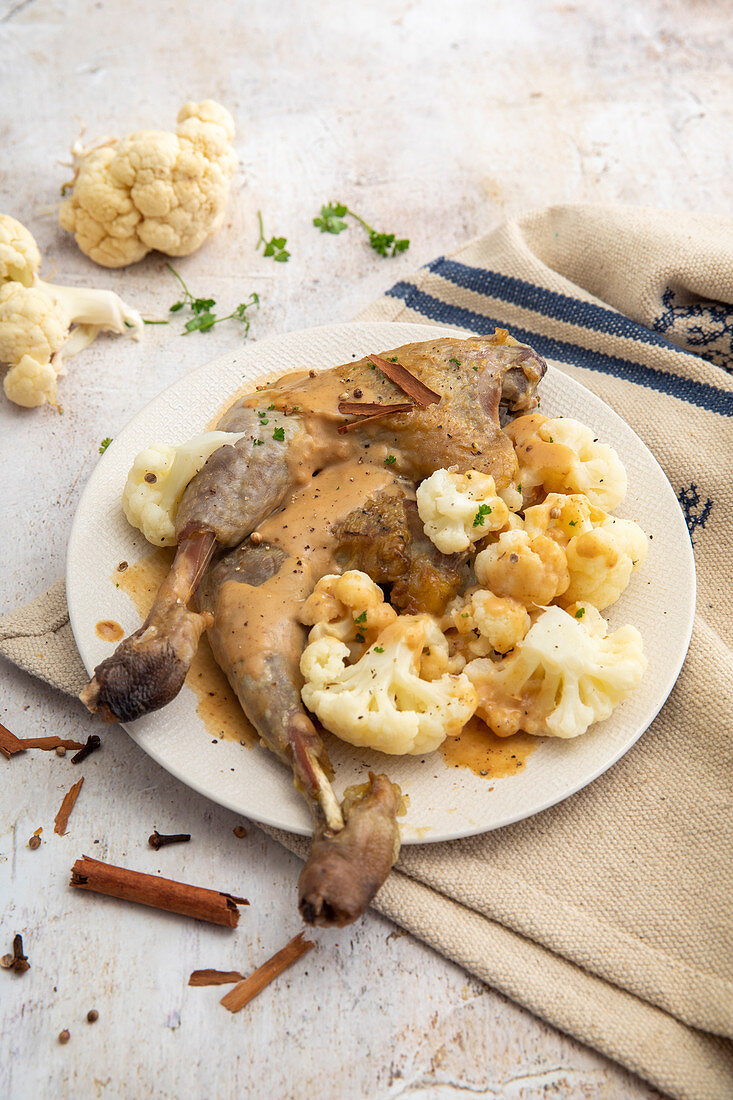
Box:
<box><xmin>1</xmin><ymin>0</ymin><xmax>728</xmax><ymax>1096</ymax></box>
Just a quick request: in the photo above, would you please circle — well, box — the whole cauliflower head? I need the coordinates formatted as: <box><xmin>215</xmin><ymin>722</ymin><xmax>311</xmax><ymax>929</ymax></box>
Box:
<box><xmin>416</xmin><ymin>469</ymin><xmax>510</xmax><ymax>554</ymax></box>
<box><xmin>300</xmin><ymin>614</ymin><xmax>478</xmax><ymax>755</ymax></box>
<box><xmin>466</xmin><ymin>604</ymin><xmax>646</xmax><ymax>738</ymax></box>
<box><xmin>523</xmin><ymin>492</ymin><xmax>649</xmax><ymax>610</ymax></box>
<box><xmin>122</xmin><ymin>431</ymin><xmax>246</xmax><ymax>546</ymax></box>
<box><xmin>448</xmin><ymin>588</ymin><xmax>531</xmax><ymax>657</ymax></box>
<box><xmin>506</xmin><ymin>413</ymin><xmax>627</xmax><ymax>511</ymax></box>
<box><xmin>474</xmin><ymin>528</ymin><xmax>569</xmax><ymax>607</ymax></box>
<box><xmin>300</xmin><ymin>570</ymin><xmax>398</xmax><ymax>658</ymax></box>
<box><xmin>0</xmin><ymin>215</ymin><xmax>41</xmax><ymax>286</ymax></box>
<box><xmin>59</xmin><ymin>100</ymin><xmax>237</xmax><ymax>267</ymax></box>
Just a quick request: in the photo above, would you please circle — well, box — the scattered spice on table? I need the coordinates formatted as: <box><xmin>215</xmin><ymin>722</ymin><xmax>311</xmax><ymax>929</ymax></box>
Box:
<box><xmin>86</xmin><ymin>1009</ymin><xmax>99</xmax><ymax>1023</ymax></box>
<box><xmin>1</xmin><ymin>934</ymin><xmax>30</xmax><ymax>974</ymax></box>
<box><xmin>220</xmin><ymin>932</ymin><xmax>315</xmax><ymax>1013</ymax></box>
<box><xmin>188</xmin><ymin>969</ymin><xmax>244</xmax><ymax>987</ymax></box>
<box><xmin>28</xmin><ymin>828</ymin><xmax>42</xmax><ymax>850</ymax></box>
<box><xmin>58</xmin><ymin>1029</ymin><xmax>70</xmax><ymax>1044</ymax></box>
<box><xmin>233</xmin><ymin>826</ymin><xmax>247</xmax><ymax>838</ymax></box>
<box><xmin>71</xmin><ymin>734</ymin><xmax>101</xmax><ymax>765</ymax></box>
<box><xmin>70</xmin><ymin>855</ymin><xmax>248</xmax><ymax>927</ymax></box>
<box><xmin>54</xmin><ymin>778</ymin><xmax>84</xmax><ymax>835</ymax></box>
<box><xmin>148</xmin><ymin>830</ymin><xmax>191</xmax><ymax>850</ymax></box>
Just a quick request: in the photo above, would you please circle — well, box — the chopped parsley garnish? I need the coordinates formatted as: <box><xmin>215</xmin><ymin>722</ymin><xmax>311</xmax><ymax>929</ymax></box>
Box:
<box><xmin>449</xmin><ymin>357</ymin><xmax>461</xmax><ymax>365</ymax></box>
<box><xmin>354</xmin><ymin>611</ymin><xmax>367</xmax><ymax>625</ymax></box>
<box><xmin>388</xmin><ymin>356</ymin><xmax>399</xmax><ymax>362</ymax></box>
<box><xmin>569</xmin><ymin>519</ymin><xmax>578</xmax><ymax>526</ymax></box>
<box><xmin>272</xmin><ymin>426</ymin><xmax>285</xmax><ymax>442</ymax></box>
<box><xmin>517</xmin><ymin>483</ymin><xmax>522</xmax><ymax>493</ymax></box>
<box><xmin>355</xmin><ymin>632</ymin><xmax>365</xmax><ymax>644</ymax></box>
<box><xmin>256</xmin><ymin>210</ymin><xmax>290</xmax><ymax>262</ymax></box>
<box><xmin>268</xmin><ymin>403</ymin><xmax>275</xmax><ymax>410</ymax></box>
<box><xmin>472</xmin><ymin>503</ymin><xmax>492</xmax><ymax>527</ymax></box>
<box><xmin>313</xmin><ymin>202</ymin><xmax>409</xmax><ymax>257</ymax></box>
<box><xmin>98</xmin><ymin>437</ymin><xmax>112</xmax><ymax>454</ymax></box>
<box><xmin>574</xmin><ymin>607</ymin><xmax>586</xmax><ymax>619</ymax></box>
<box><xmin>374</xmin><ymin>645</ymin><xmax>384</xmax><ymax>654</ymax></box>
<box><xmin>253</xmin><ymin>439</ymin><xmax>263</xmax><ymax>446</ymax></box>
<box><xmin>384</xmin><ymin>455</ymin><xmax>397</xmax><ymax>466</ymax></box>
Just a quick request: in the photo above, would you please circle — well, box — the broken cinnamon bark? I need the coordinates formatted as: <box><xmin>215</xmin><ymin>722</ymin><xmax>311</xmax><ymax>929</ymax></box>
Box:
<box><xmin>188</xmin><ymin>969</ymin><xmax>244</xmax><ymax>986</ymax></box>
<box><xmin>367</xmin><ymin>355</ymin><xmax>441</xmax><ymax>405</ymax></box>
<box><xmin>220</xmin><ymin>932</ymin><xmax>314</xmax><ymax>1012</ymax></box>
<box><xmin>69</xmin><ymin>855</ymin><xmax>248</xmax><ymax>927</ymax></box>
<box><xmin>0</xmin><ymin>723</ymin><xmax>24</xmax><ymax>759</ymax></box>
<box><xmin>54</xmin><ymin>778</ymin><xmax>84</xmax><ymax>835</ymax></box>
<box><xmin>337</xmin><ymin>403</ymin><xmax>415</xmax><ymax>434</ymax></box>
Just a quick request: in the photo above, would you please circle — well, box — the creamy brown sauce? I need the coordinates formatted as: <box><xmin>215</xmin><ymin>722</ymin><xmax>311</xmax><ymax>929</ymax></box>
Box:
<box><xmin>95</xmin><ymin>619</ymin><xmax>123</xmax><ymax>642</ymax></box>
<box><xmin>115</xmin><ymin>551</ymin><xmax>256</xmax><ymax>746</ymax></box>
<box><xmin>213</xmin><ymin>461</ymin><xmax>403</xmax><ymax>683</ymax></box>
<box><xmin>440</xmin><ymin>717</ymin><xmax>539</xmax><ymax>778</ymax></box>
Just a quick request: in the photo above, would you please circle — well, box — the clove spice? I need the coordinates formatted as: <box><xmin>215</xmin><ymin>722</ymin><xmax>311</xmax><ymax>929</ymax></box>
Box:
<box><xmin>71</xmin><ymin>735</ymin><xmax>101</xmax><ymax>765</ymax></box>
<box><xmin>1</xmin><ymin>934</ymin><xmax>30</xmax><ymax>974</ymax></box>
<box><xmin>148</xmin><ymin>830</ymin><xmax>191</xmax><ymax>850</ymax></box>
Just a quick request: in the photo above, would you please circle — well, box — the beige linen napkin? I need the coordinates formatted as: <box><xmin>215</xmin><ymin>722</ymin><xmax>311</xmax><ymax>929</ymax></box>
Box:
<box><xmin>2</xmin><ymin>205</ymin><xmax>732</xmax><ymax>1100</ymax></box>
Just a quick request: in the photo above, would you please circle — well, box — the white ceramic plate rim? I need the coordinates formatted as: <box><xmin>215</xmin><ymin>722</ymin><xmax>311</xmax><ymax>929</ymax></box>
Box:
<box><xmin>67</xmin><ymin>321</ymin><xmax>695</xmax><ymax>842</ymax></box>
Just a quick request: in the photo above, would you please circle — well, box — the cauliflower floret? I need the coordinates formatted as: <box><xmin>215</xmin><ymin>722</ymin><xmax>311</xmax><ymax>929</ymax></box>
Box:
<box><xmin>301</xmin><ymin>615</ymin><xmax>477</xmax><ymax>755</ymax></box>
<box><xmin>0</xmin><ymin>214</ymin><xmax>41</xmax><ymax>286</ymax></box>
<box><xmin>3</xmin><ymin>354</ymin><xmax>59</xmax><ymax>407</ymax></box>
<box><xmin>59</xmin><ymin>100</ymin><xmax>237</xmax><ymax>267</ymax></box>
<box><xmin>122</xmin><ymin>431</ymin><xmax>246</xmax><ymax>546</ymax></box>
<box><xmin>506</xmin><ymin>413</ymin><xmax>627</xmax><ymax>511</ymax></box>
<box><xmin>474</xmin><ymin>528</ymin><xmax>569</xmax><ymax>607</ymax></box>
<box><xmin>523</xmin><ymin>492</ymin><xmax>649</xmax><ymax>611</ymax></box>
<box><xmin>465</xmin><ymin>604</ymin><xmax>646</xmax><ymax>739</ymax></box>
<box><xmin>416</xmin><ymin>469</ymin><xmax>510</xmax><ymax>554</ymax></box>
<box><xmin>561</xmin><ymin>517</ymin><xmax>649</xmax><ymax>610</ymax></box>
<box><xmin>300</xmin><ymin>570</ymin><xmax>398</xmax><ymax>657</ymax></box>
<box><xmin>0</xmin><ymin>215</ymin><xmax>142</xmax><ymax>409</ymax></box>
<box><xmin>448</xmin><ymin>588</ymin><xmax>531</xmax><ymax>657</ymax></box>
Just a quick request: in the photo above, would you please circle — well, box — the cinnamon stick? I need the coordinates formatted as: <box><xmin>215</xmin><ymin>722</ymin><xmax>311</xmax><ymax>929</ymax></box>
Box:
<box><xmin>337</xmin><ymin>407</ymin><xmax>415</xmax><ymax>434</ymax></box>
<box><xmin>0</xmin><ymin>723</ymin><xmax>24</xmax><ymax>760</ymax></box>
<box><xmin>19</xmin><ymin>737</ymin><xmax>84</xmax><ymax>751</ymax></box>
<box><xmin>69</xmin><ymin>856</ymin><xmax>248</xmax><ymax>928</ymax></box>
<box><xmin>54</xmin><ymin>778</ymin><xmax>84</xmax><ymax>835</ymax></box>
<box><xmin>220</xmin><ymin>932</ymin><xmax>315</xmax><ymax>1013</ymax></box>
<box><xmin>188</xmin><ymin>969</ymin><xmax>244</xmax><ymax>987</ymax></box>
<box><xmin>337</xmin><ymin>401</ymin><xmax>414</xmax><ymax>417</ymax></box>
<box><xmin>367</xmin><ymin>355</ymin><xmax>441</xmax><ymax>406</ymax></box>
<box><xmin>1</xmin><ymin>727</ymin><xmax>85</xmax><ymax>759</ymax></box>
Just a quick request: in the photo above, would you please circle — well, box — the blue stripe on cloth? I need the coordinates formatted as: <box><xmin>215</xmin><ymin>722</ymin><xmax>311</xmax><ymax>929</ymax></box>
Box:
<box><xmin>425</xmin><ymin>258</ymin><xmax>694</xmax><ymax>358</ymax></box>
<box><xmin>385</xmin><ymin>281</ymin><xmax>733</xmax><ymax>416</ymax></box>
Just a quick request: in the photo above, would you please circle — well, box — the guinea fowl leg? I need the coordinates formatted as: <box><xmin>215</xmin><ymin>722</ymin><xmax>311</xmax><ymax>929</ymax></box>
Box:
<box><xmin>199</xmin><ymin>539</ymin><xmax>402</xmax><ymax>928</ymax></box>
<box><xmin>80</xmin><ymin>527</ymin><xmax>216</xmax><ymax>722</ymax></box>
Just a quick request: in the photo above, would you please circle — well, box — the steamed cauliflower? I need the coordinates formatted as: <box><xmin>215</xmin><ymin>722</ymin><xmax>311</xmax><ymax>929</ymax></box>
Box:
<box><xmin>523</xmin><ymin>493</ymin><xmax>649</xmax><ymax>610</ymax></box>
<box><xmin>300</xmin><ymin>613</ymin><xmax>477</xmax><ymax>755</ymax></box>
<box><xmin>466</xmin><ymin>604</ymin><xmax>646</xmax><ymax>739</ymax></box>
<box><xmin>416</xmin><ymin>469</ymin><xmax>510</xmax><ymax>553</ymax></box>
<box><xmin>447</xmin><ymin>588</ymin><xmax>530</xmax><ymax>657</ymax></box>
<box><xmin>0</xmin><ymin>214</ymin><xmax>141</xmax><ymax>407</ymax></box>
<box><xmin>122</xmin><ymin>431</ymin><xmax>246</xmax><ymax>546</ymax></box>
<box><xmin>59</xmin><ymin>100</ymin><xmax>237</xmax><ymax>267</ymax></box>
<box><xmin>506</xmin><ymin>413</ymin><xmax>627</xmax><ymax>511</ymax></box>
<box><xmin>0</xmin><ymin>215</ymin><xmax>41</xmax><ymax>286</ymax></box>
<box><xmin>474</xmin><ymin>528</ymin><xmax>569</xmax><ymax>607</ymax></box>
<box><xmin>300</xmin><ymin>571</ymin><xmax>398</xmax><ymax>659</ymax></box>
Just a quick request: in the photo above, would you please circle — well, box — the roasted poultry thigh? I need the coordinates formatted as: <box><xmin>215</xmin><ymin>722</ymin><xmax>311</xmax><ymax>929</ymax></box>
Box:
<box><xmin>81</xmin><ymin>333</ymin><xmax>546</xmax><ymax>925</ymax></box>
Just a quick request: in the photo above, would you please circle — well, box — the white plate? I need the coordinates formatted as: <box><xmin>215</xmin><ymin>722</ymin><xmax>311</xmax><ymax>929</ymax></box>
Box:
<box><xmin>67</xmin><ymin>321</ymin><xmax>695</xmax><ymax>843</ymax></box>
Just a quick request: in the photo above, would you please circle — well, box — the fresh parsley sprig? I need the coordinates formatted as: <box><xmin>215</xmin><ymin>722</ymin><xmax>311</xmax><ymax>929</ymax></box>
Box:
<box><xmin>313</xmin><ymin>202</ymin><xmax>409</xmax><ymax>258</ymax></box>
<box><xmin>472</xmin><ymin>503</ymin><xmax>493</xmax><ymax>527</ymax></box>
<box><xmin>166</xmin><ymin>264</ymin><xmax>260</xmax><ymax>335</ymax></box>
<box><xmin>256</xmin><ymin>210</ymin><xmax>290</xmax><ymax>262</ymax></box>
<box><xmin>98</xmin><ymin>437</ymin><xmax>112</xmax><ymax>454</ymax></box>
